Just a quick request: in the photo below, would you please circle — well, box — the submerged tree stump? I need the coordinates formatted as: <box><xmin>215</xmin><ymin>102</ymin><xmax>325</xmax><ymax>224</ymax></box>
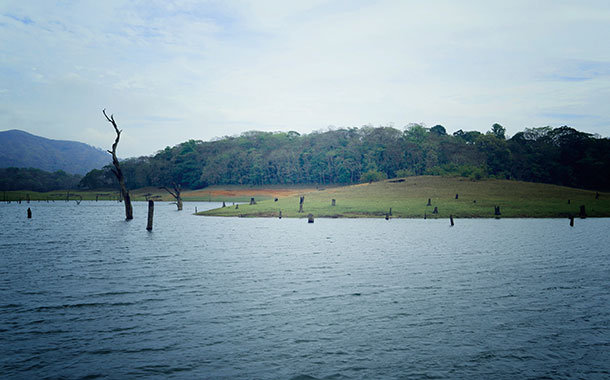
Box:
<box><xmin>146</xmin><ymin>200</ymin><xmax>154</xmax><ymax>231</ymax></box>
<box><xmin>494</xmin><ymin>206</ymin><xmax>501</xmax><ymax>216</ymax></box>
<box><xmin>450</xmin><ymin>215</ymin><xmax>454</xmax><ymax>226</ymax></box>
<box><xmin>432</xmin><ymin>206</ymin><xmax>438</xmax><ymax>214</ymax></box>
<box><xmin>389</xmin><ymin>207</ymin><xmax>392</xmax><ymax>216</ymax></box>
<box><xmin>570</xmin><ymin>215</ymin><xmax>574</xmax><ymax>227</ymax></box>
<box><xmin>250</xmin><ymin>197</ymin><xmax>256</xmax><ymax>205</ymax></box>
<box><xmin>427</xmin><ymin>198</ymin><xmax>431</xmax><ymax>206</ymax></box>
<box><xmin>385</xmin><ymin>213</ymin><xmax>389</xmax><ymax>220</ymax></box>
<box><xmin>27</xmin><ymin>208</ymin><xmax>32</xmax><ymax>219</ymax></box>
<box><xmin>579</xmin><ymin>205</ymin><xmax>586</xmax><ymax>219</ymax></box>
<box><xmin>424</xmin><ymin>213</ymin><xmax>427</xmax><ymax>220</ymax></box>
<box><xmin>222</xmin><ymin>201</ymin><xmax>226</xmax><ymax>208</ymax></box>
<box><xmin>235</xmin><ymin>204</ymin><xmax>239</xmax><ymax>209</ymax></box>
<box><xmin>279</xmin><ymin>210</ymin><xmax>282</xmax><ymax>219</ymax></box>
<box><xmin>307</xmin><ymin>213</ymin><xmax>314</xmax><ymax>223</ymax></box>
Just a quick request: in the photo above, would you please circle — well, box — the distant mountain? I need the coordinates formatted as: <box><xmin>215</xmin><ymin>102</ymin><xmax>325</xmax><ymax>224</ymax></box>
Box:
<box><xmin>0</xmin><ymin>129</ymin><xmax>111</xmax><ymax>175</ymax></box>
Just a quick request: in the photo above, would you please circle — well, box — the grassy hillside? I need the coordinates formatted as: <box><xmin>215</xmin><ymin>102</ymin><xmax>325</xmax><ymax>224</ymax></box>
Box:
<box><xmin>198</xmin><ymin>176</ymin><xmax>610</xmax><ymax>218</ymax></box>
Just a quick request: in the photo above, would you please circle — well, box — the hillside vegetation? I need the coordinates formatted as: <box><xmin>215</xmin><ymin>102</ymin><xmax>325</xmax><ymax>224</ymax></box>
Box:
<box><xmin>0</xmin><ymin>129</ymin><xmax>110</xmax><ymax>175</ymax></box>
<box><xmin>199</xmin><ymin>176</ymin><xmax>610</xmax><ymax>218</ymax></box>
<box><xmin>80</xmin><ymin>124</ymin><xmax>610</xmax><ymax>192</ymax></box>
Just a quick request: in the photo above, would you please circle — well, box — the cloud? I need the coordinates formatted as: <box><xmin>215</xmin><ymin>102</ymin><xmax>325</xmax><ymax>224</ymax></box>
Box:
<box><xmin>1</xmin><ymin>1</ymin><xmax>610</xmax><ymax>156</ymax></box>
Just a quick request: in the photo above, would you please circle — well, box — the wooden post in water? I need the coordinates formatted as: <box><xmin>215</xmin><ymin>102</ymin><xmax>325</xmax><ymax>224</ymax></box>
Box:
<box><xmin>450</xmin><ymin>215</ymin><xmax>454</xmax><ymax>226</ymax></box>
<box><xmin>331</xmin><ymin>199</ymin><xmax>336</xmax><ymax>206</ymax></box>
<box><xmin>570</xmin><ymin>215</ymin><xmax>574</xmax><ymax>227</ymax></box>
<box><xmin>579</xmin><ymin>205</ymin><xmax>586</xmax><ymax>219</ymax></box>
<box><xmin>432</xmin><ymin>206</ymin><xmax>438</xmax><ymax>214</ymax></box>
<box><xmin>385</xmin><ymin>213</ymin><xmax>389</xmax><ymax>220</ymax></box>
<box><xmin>222</xmin><ymin>201</ymin><xmax>226</xmax><ymax>207</ymax></box>
<box><xmin>424</xmin><ymin>212</ymin><xmax>427</xmax><ymax>220</ymax></box>
<box><xmin>27</xmin><ymin>208</ymin><xmax>32</xmax><ymax>219</ymax></box>
<box><xmin>389</xmin><ymin>207</ymin><xmax>392</xmax><ymax>216</ymax></box>
<box><xmin>494</xmin><ymin>206</ymin><xmax>501</xmax><ymax>216</ymax></box>
<box><xmin>307</xmin><ymin>213</ymin><xmax>314</xmax><ymax>223</ymax></box>
<box><xmin>146</xmin><ymin>200</ymin><xmax>154</xmax><ymax>231</ymax></box>
<box><xmin>279</xmin><ymin>210</ymin><xmax>282</xmax><ymax>219</ymax></box>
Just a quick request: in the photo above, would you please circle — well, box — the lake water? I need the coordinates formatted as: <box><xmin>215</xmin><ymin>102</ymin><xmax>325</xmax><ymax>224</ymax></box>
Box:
<box><xmin>1</xmin><ymin>201</ymin><xmax>609</xmax><ymax>379</ymax></box>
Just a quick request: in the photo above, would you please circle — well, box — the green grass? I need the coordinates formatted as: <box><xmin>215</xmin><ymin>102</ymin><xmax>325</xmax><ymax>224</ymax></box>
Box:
<box><xmin>198</xmin><ymin>176</ymin><xmax>610</xmax><ymax>218</ymax></box>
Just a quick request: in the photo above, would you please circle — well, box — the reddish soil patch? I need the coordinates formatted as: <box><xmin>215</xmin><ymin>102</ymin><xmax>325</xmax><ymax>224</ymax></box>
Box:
<box><xmin>186</xmin><ymin>187</ymin><xmax>317</xmax><ymax>199</ymax></box>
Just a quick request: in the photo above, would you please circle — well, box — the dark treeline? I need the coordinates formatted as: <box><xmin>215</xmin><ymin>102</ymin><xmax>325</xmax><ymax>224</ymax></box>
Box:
<box><xmin>1</xmin><ymin>167</ymin><xmax>82</xmax><ymax>192</ymax></box>
<box><xmin>78</xmin><ymin>123</ymin><xmax>610</xmax><ymax>191</ymax></box>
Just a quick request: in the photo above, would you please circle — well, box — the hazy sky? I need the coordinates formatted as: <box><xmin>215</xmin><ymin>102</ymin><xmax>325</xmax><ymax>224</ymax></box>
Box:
<box><xmin>2</xmin><ymin>1</ymin><xmax>610</xmax><ymax>157</ymax></box>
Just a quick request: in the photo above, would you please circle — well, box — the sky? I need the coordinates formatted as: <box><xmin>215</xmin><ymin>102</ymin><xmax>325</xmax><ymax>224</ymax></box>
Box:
<box><xmin>1</xmin><ymin>0</ymin><xmax>610</xmax><ymax>157</ymax></box>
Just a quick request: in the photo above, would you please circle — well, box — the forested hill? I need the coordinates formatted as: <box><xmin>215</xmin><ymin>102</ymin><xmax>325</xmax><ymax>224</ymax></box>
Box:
<box><xmin>0</xmin><ymin>129</ymin><xmax>111</xmax><ymax>175</ymax></box>
<box><xmin>80</xmin><ymin>124</ymin><xmax>610</xmax><ymax>191</ymax></box>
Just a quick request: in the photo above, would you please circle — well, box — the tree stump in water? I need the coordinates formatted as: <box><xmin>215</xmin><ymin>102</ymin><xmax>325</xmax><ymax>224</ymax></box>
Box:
<box><xmin>432</xmin><ymin>206</ymin><xmax>438</xmax><ymax>214</ymax></box>
<box><xmin>222</xmin><ymin>201</ymin><xmax>226</xmax><ymax>208</ymax></box>
<box><xmin>299</xmin><ymin>196</ymin><xmax>305</xmax><ymax>213</ymax></box>
<box><xmin>385</xmin><ymin>213</ymin><xmax>389</xmax><ymax>220</ymax></box>
<box><xmin>27</xmin><ymin>208</ymin><xmax>32</xmax><ymax>219</ymax></box>
<box><xmin>235</xmin><ymin>204</ymin><xmax>239</xmax><ymax>209</ymax></box>
<box><xmin>146</xmin><ymin>200</ymin><xmax>154</xmax><ymax>231</ymax></box>
<box><xmin>494</xmin><ymin>206</ymin><xmax>501</xmax><ymax>216</ymax></box>
<box><xmin>331</xmin><ymin>199</ymin><xmax>336</xmax><ymax>206</ymax></box>
<box><xmin>424</xmin><ymin>213</ymin><xmax>427</xmax><ymax>220</ymax></box>
<box><xmin>250</xmin><ymin>197</ymin><xmax>256</xmax><ymax>205</ymax></box>
<box><xmin>579</xmin><ymin>205</ymin><xmax>586</xmax><ymax>219</ymax></box>
<box><xmin>455</xmin><ymin>194</ymin><xmax>458</xmax><ymax>200</ymax></box>
<box><xmin>570</xmin><ymin>216</ymin><xmax>574</xmax><ymax>227</ymax></box>
<box><xmin>307</xmin><ymin>213</ymin><xmax>314</xmax><ymax>223</ymax></box>
<box><xmin>450</xmin><ymin>215</ymin><xmax>454</xmax><ymax>226</ymax></box>
<box><xmin>427</xmin><ymin>198</ymin><xmax>431</xmax><ymax>206</ymax></box>
<box><xmin>279</xmin><ymin>210</ymin><xmax>282</xmax><ymax>219</ymax></box>
<box><xmin>389</xmin><ymin>208</ymin><xmax>392</xmax><ymax>216</ymax></box>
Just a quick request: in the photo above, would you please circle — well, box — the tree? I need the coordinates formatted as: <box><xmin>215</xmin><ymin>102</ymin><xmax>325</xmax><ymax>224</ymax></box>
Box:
<box><xmin>161</xmin><ymin>182</ymin><xmax>183</xmax><ymax>211</ymax></box>
<box><xmin>103</xmin><ymin>109</ymin><xmax>133</xmax><ymax>220</ymax></box>
<box><xmin>490</xmin><ymin>123</ymin><xmax>506</xmax><ymax>139</ymax></box>
<box><xmin>430</xmin><ymin>125</ymin><xmax>447</xmax><ymax>136</ymax></box>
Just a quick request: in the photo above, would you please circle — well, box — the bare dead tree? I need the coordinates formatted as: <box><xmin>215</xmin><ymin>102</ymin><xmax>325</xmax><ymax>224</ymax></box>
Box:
<box><xmin>161</xmin><ymin>182</ymin><xmax>183</xmax><ymax>210</ymax></box>
<box><xmin>103</xmin><ymin>109</ymin><xmax>133</xmax><ymax>220</ymax></box>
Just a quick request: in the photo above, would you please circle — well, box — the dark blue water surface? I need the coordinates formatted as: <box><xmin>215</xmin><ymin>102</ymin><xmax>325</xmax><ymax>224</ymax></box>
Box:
<box><xmin>1</xmin><ymin>201</ymin><xmax>609</xmax><ymax>379</ymax></box>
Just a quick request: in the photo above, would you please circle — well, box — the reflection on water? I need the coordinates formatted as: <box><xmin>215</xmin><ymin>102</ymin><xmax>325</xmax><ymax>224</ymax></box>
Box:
<box><xmin>1</xmin><ymin>201</ymin><xmax>609</xmax><ymax>379</ymax></box>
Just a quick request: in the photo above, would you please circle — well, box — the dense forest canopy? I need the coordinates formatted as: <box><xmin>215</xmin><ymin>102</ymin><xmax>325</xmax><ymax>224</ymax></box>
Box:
<box><xmin>0</xmin><ymin>167</ymin><xmax>81</xmax><ymax>192</ymax></box>
<box><xmin>78</xmin><ymin>124</ymin><xmax>610</xmax><ymax>191</ymax></box>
